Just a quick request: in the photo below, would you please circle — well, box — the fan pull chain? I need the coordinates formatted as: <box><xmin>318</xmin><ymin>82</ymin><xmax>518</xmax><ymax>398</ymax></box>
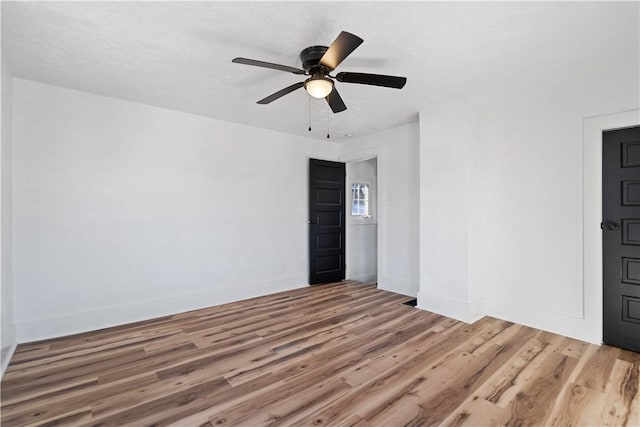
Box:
<box><xmin>326</xmin><ymin>109</ymin><xmax>330</xmax><ymax>139</ymax></box>
<box><xmin>308</xmin><ymin>96</ymin><xmax>312</xmax><ymax>132</ymax></box>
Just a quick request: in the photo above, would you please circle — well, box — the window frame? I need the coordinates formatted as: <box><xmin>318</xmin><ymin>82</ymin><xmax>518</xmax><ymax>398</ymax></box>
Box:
<box><xmin>350</xmin><ymin>182</ymin><xmax>372</xmax><ymax>219</ymax></box>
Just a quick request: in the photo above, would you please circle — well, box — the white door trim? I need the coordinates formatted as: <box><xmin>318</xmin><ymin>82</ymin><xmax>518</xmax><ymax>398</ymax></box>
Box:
<box><xmin>340</xmin><ymin>148</ymin><xmax>383</xmax><ymax>286</ymax></box>
<box><xmin>583</xmin><ymin>109</ymin><xmax>640</xmax><ymax>344</ymax></box>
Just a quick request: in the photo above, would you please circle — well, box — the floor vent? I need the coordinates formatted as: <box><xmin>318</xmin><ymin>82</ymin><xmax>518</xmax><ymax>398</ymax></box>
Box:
<box><xmin>403</xmin><ymin>298</ymin><xmax>417</xmax><ymax>307</ymax></box>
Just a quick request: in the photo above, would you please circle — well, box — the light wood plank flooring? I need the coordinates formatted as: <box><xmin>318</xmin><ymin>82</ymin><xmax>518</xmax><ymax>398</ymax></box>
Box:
<box><xmin>1</xmin><ymin>281</ymin><xmax>639</xmax><ymax>426</ymax></box>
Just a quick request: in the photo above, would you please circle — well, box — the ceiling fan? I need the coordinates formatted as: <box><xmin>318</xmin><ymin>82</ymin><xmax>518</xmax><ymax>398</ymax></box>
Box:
<box><xmin>232</xmin><ymin>31</ymin><xmax>407</xmax><ymax>113</ymax></box>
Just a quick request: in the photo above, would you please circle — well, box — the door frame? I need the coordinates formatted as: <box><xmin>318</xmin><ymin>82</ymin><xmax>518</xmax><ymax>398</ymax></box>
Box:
<box><xmin>584</xmin><ymin>109</ymin><xmax>640</xmax><ymax>344</ymax></box>
<box><xmin>340</xmin><ymin>149</ymin><xmax>384</xmax><ymax>287</ymax></box>
<box><xmin>345</xmin><ymin>156</ymin><xmax>378</xmax><ymax>283</ymax></box>
<box><xmin>308</xmin><ymin>158</ymin><xmax>346</xmax><ymax>285</ymax></box>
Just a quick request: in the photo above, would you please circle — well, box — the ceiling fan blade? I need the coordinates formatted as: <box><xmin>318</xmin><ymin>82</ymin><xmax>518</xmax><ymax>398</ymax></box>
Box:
<box><xmin>320</xmin><ymin>31</ymin><xmax>364</xmax><ymax>70</ymax></box>
<box><xmin>257</xmin><ymin>82</ymin><xmax>305</xmax><ymax>104</ymax></box>
<box><xmin>336</xmin><ymin>72</ymin><xmax>407</xmax><ymax>89</ymax></box>
<box><xmin>325</xmin><ymin>88</ymin><xmax>347</xmax><ymax>113</ymax></box>
<box><xmin>232</xmin><ymin>57</ymin><xmax>306</xmax><ymax>75</ymax></box>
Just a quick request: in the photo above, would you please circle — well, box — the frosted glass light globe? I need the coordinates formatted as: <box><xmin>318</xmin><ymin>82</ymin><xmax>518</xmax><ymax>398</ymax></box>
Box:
<box><xmin>305</xmin><ymin>77</ymin><xmax>334</xmax><ymax>98</ymax></box>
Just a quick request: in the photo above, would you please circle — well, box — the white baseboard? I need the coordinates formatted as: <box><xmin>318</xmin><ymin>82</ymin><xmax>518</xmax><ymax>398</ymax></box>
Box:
<box><xmin>379</xmin><ymin>276</ymin><xmax>419</xmax><ymax>297</ymax></box>
<box><xmin>13</xmin><ymin>274</ymin><xmax>603</xmax><ymax>348</ymax></box>
<box><xmin>468</xmin><ymin>298</ymin><xmax>488</xmax><ymax>323</ymax></box>
<box><xmin>15</xmin><ymin>275</ymin><xmax>306</xmax><ymax>343</ymax></box>
<box><xmin>417</xmin><ymin>291</ymin><xmax>477</xmax><ymax>323</ymax></box>
<box><xmin>348</xmin><ymin>272</ymin><xmax>378</xmax><ymax>284</ymax></box>
<box><xmin>417</xmin><ymin>291</ymin><xmax>599</xmax><ymax>344</ymax></box>
<box><xmin>1</xmin><ymin>342</ymin><xmax>17</xmax><ymax>379</ymax></box>
<box><xmin>486</xmin><ymin>298</ymin><xmax>600</xmax><ymax>345</ymax></box>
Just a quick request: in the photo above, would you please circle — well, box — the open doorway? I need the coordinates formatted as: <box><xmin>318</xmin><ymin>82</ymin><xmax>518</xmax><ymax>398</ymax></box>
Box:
<box><xmin>346</xmin><ymin>158</ymin><xmax>378</xmax><ymax>284</ymax></box>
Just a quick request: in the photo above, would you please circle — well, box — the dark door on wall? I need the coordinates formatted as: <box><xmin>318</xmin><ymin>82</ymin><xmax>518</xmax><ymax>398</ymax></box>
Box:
<box><xmin>603</xmin><ymin>125</ymin><xmax>640</xmax><ymax>352</ymax></box>
<box><xmin>309</xmin><ymin>159</ymin><xmax>346</xmax><ymax>285</ymax></box>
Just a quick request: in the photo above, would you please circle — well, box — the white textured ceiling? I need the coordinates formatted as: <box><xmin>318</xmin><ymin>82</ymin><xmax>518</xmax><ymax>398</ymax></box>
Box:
<box><xmin>2</xmin><ymin>1</ymin><xmax>638</xmax><ymax>141</ymax></box>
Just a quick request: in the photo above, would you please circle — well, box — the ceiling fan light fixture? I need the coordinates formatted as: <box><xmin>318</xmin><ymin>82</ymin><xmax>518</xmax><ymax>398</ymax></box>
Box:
<box><xmin>305</xmin><ymin>76</ymin><xmax>334</xmax><ymax>99</ymax></box>
<box><xmin>233</xmin><ymin>31</ymin><xmax>406</xmax><ymax>113</ymax></box>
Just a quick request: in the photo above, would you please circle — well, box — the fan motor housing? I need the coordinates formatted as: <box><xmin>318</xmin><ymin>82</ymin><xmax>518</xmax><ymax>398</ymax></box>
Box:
<box><xmin>300</xmin><ymin>46</ymin><xmax>329</xmax><ymax>74</ymax></box>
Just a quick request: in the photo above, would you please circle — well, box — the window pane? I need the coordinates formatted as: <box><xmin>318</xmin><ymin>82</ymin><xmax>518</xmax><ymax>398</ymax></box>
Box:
<box><xmin>351</xmin><ymin>183</ymin><xmax>370</xmax><ymax>216</ymax></box>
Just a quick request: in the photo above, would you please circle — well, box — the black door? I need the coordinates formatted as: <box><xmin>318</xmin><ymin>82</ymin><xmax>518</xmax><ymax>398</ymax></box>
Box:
<box><xmin>603</xmin><ymin>125</ymin><xmax>640</xmax><ymax>352</ymax></box>
<box><xmin>309</xmin><ymin>159</ymin><xmax>346</xmax><ymax>284</ymax></box>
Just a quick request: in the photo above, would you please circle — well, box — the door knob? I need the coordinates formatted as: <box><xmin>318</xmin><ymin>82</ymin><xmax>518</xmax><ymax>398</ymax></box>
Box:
<box><xmin>602</xmin><ymin>221</ymin><xmax>619</xmax><ymax>231</ymax></box>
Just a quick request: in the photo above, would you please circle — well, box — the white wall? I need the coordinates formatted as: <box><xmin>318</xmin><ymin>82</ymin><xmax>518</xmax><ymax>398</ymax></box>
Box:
<box><xmin>346</xmin><ymin>158</ymin><xmax>377</xmax><ymax>283</ymax></box>
<box><xmin>418</xmin><ymin>71</ymin><xmax>639</xmax><ymax>342</ymax></box>
<box><xmin>418</xmin><ymin>100</ymin><xmax>476</xmax><ymax>321</ymax></box>
<box><xmin>340</xmin><ymin>123</ymin><xmax>420</xmax><ymax>297</ymax></box>
<box><xmin>12</xmin><ymin>79</ymin><xmax>339</xmax><ymax>342</ymax></box>
<box><xmin>1</xmin><ymin>50</ymin><xmax>16</xmax><ymax>374</ymax></box>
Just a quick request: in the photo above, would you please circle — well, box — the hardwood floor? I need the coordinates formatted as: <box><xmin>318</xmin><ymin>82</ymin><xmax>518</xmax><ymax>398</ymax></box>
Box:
<box><xmin>1</xmin><ymin>281</ymin><xmax>639</xmax><ymax>426</ymax></box>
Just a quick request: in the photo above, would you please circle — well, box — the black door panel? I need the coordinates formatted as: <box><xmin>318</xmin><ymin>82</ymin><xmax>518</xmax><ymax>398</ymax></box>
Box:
<box><xmin>309</xmin><ymin>159</ymin><xmax>345</xmax><ymax>284</ymax></box>
<box><xmin>603</xmin><ymin>125</ymin><xmax>640</xmax><ymax>352</ymax></box>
